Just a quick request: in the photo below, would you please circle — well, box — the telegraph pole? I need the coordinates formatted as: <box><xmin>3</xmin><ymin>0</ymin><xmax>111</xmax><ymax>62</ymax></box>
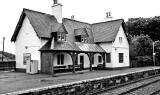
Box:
<box><xmin>2</xmin><ymin>37</ymin><xmax>5</xmax><ymax>62</ymax></box>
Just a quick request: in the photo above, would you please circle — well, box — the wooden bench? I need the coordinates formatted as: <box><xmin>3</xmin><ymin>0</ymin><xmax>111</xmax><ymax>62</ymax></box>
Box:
<box><xmin>54</xmin><ymin>66</ymin><xmax>67</xmax><ymax>70</ymax></box>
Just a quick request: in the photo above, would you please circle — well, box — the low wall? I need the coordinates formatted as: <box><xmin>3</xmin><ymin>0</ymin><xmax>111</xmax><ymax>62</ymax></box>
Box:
<box><xmin>7</xmin><ymin>68</ymin><xmax>160</xmax><ymax>95</ymax></box>
<box><xmin>0</xmin><ymin>61</ymin><xmax>16</xmax><ymax>71</ymax></box>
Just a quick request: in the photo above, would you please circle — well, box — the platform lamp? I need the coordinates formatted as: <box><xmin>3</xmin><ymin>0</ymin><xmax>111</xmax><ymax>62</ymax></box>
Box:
<box><xmin>153</xmin><ymin>42</ymin><xmax>156</xmax><ymax>66</ymax></box>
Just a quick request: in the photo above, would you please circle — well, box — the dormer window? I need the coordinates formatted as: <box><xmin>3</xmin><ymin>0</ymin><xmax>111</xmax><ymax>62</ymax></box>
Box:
<box><xmin>74</xmin><ymin>28</ymin><xmax>89</xmax><ymax>43</ymax></box>
<box><xmin>57</xmin><ymin>33</ymin><xmax>66</xmax><ymax>41</ymax></box>
<box><xmin>51</xmin><ymin>23</ymin><xmax>68</xmax><ymax>42</ymax></box>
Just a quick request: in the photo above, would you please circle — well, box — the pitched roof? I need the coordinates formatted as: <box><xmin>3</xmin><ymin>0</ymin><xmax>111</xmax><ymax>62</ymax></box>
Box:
<box><xmin>51</xmin><ymin>23</ymin><xmax>68</xmax><ymax>33</ymax></box>
<box><xmin>92</xmin><ymin>19</ymin><xmax>124</xmax><ymax>42</ymax></box>
<box><xmin>11</xmin><ymin>8</ymin><xmax>59</xmax><ymax>42</ymax></box>
<box><xmin>63</xmin><ymin>18</ymin><xmax>125</xmax><ymax>43</ymax></box>
<box><xmin>11</xmin><ymin>9</ymin><xmax>125</xmax><ymax>44</ymax></box>
<box><xmin>62</xmin><ymin>18</ymin><xmax>94</xmax><ymax>43</ymax></box>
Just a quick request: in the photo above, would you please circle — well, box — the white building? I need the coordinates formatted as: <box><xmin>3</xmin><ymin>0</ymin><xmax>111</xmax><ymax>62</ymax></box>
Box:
<box><xmin>11</xmin><ymin>0</ymin><xmax>129</xmax><ymax>74</ymax></box>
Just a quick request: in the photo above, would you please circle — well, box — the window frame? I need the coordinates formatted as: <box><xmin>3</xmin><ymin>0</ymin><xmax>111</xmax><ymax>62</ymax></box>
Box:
<box><xmin>81</xmin><ymin>35</ymin><xmax>87</xmax><ymax>43</ymax></box>
<box><xmin>119</xmin><ymin>53</ymin><xmax>124</xmax><ymax>63</ymax></box>
<box><xmin>119</xmin><ymin>37</ymin><xmax>123</xmax><ymax>43</ymax></box>
<box><xmin>57</xmin><ymin>54</ymin><xmax>64</xmax><ymax>65</ymax></box>
<box><xmin>57</xmin><ymin>33</ymin><xmax>66</xmax><ymax>41</ymax></box>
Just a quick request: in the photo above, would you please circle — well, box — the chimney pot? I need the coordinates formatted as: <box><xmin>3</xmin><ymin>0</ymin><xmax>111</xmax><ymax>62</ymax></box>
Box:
<box><xmin>71</xmin><ymin>15</ymin><xmax>75</xmax><ymax>20</ymax></box>
<box><xmin>54</xmin><ymin>0</ymin><xmax>58</xmax><ymax>4</ymax></box>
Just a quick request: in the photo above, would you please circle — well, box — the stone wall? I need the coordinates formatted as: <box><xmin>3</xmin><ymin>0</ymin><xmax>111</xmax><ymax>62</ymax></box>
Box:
<box><xmin>8</xmin><ymin>68</ymin><xmax>160</xmax><ymax>95</ymax></box>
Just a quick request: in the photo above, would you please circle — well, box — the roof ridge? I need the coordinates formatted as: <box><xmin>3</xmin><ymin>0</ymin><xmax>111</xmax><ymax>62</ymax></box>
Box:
<box><xmin>63</xmin><ymin>18</ymin><xmax>124</xmax><ymax>26</ymax></box>
<box><xmin>63</xmin><ymin>18</ymin><xmax>91</xmax><ymax>25</ymax></box>
<box><xmin>91</xmin><ymin>19</ymin><xmax>124</xmax><ymax>25</ymax></box>
<box><xmin>23</xmin><ymin>8</ymin><xmax>54</xmax><ymax>17</ymax></box>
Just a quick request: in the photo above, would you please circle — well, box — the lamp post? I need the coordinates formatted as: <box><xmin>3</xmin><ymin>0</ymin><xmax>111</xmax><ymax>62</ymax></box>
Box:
<box><xmin>153</xmin><ymin>42</ymin><xmax>156</xmax><ymax>66</ymax></box>
<box><xmin>2</xmin><ymin>37</ymin><xmax>5</xmax><ymax>62</ymax></box>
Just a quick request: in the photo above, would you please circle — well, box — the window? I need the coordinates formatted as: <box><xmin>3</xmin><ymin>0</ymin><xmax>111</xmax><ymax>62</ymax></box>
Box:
<box><xmin>61</xmin><ymin>33</ymin><xmax>66</xmax><ymax>41</ymax></box>
<box><xmin>80</xmin><ymin>56</ymin><xmax>84</xmax><ymax>64</ymax></box>
<box><xmin>106</xmin><ymin>53</ymin><xmax>111</xmax><ymax>63</ymax></box>
<box><xmin>81</xmin><ymin>36</ymin><xmax>87</xmax><ymax>43</ymax></box>
<box><xmin>119</xmin><ymin>37</ymin><xmax>122</xmax><ymax>43</ymax></box>
<box><xmin>119</xmin><ymin>53</ymin><xmax>123</xmax><ymax>63</ymax></box>
<box><xmin>57</xmin><ymin>33</ymin><xmax>66</xmax><ymax>41</ymax></box>
<box><xmin>57</xmin><ymin>54</ymin><xmax>64</xmax><ymax>65</ymax></box>
<box><xmin>81</xmin><ymin>36</ymin><xmax>84</xmax><ymax>42</ymax></box>
<box><xmin>98</xmin><ymin>56</ymin><xmax>102</xmax><ymax>63</ymax></box>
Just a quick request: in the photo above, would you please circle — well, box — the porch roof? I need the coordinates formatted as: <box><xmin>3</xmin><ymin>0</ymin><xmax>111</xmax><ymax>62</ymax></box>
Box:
<box><xmin>74</xmin><ymin>42</ymin><xmax>105</xmax><ymax>53</ymax></box>
<box><xmin>39</xmin><ymin>41</ymin><xmax>105</xmax><ymax>53</ymax></box>
<box><xmin>39</xmin><ymin>41</ymin><xmax>81</xmax><ymax>52</ymax></box>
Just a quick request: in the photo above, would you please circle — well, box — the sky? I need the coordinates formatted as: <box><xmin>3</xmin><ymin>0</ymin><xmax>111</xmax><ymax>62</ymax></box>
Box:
<box><xmin>0</xmin><ymin>0</ymin><xmax>160</xmax><ymax>54</ymax></box>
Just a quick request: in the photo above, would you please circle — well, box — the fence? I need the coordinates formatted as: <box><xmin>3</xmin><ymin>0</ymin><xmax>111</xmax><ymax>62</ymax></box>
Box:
<box><xmin>0</xmin><ymin>61</ymin><xmax>16</xmax><ymax>71</ymax></box>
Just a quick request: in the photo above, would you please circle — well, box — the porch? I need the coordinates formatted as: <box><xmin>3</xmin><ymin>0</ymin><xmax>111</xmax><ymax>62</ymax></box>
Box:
<box><xmin>40</xmin><ymin>41</ymin><xmax>106</xmax><ymax>76</ymax></box>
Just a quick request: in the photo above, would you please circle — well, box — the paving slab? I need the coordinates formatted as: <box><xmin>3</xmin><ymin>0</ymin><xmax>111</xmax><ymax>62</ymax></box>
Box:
<box><xmin>0</xmin><ymin>66</ymin><xmax>159</xmax><ymax>94</ymax></box>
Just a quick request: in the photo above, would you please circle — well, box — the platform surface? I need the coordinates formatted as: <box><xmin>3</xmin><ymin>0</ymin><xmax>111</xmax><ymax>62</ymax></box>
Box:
<box><xmin>0</xmin><ymin>66</ymin><xmax>159</xmax><ymax>94</ymax></box>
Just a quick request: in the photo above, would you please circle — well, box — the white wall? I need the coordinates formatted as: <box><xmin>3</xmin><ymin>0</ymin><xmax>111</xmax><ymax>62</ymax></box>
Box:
<box><xmin>52</xmin><ymin>53</ymin><xmax>102</xmax><ymax>69</ymax></box>
<box><xmin>93</xmin><ymin>53</ymin><xmax>103</xmax><ymax>67</ymax></box>
<box><xmin>99</xmin><ymin>25</ymin><xmax>129</xmax><ymax>68</ymax></box>
<box><xmin>15</xmin><ymin>16</ymin><xmax>47</xmax><ymax>70</ymax></box>
<box><xmin>100</xmin><ymin>43</ymin><xmax>113</xmax><ymax>67</ymax></box>
<box><xmin>112</xmin><ymin>25</ymin><xmax>129</xmax><ymax>67</ymax></box>
<box><xmin>112</xmin><ymin>48</ymin><xmax>129</xmax><ymax>67</ymax></box>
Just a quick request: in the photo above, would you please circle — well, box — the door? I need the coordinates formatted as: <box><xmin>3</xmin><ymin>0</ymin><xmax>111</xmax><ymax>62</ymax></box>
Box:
<box><xmin>80</xmin><ymin>55</ymin><xmax>84</xmax><ymax>69</ymax></box>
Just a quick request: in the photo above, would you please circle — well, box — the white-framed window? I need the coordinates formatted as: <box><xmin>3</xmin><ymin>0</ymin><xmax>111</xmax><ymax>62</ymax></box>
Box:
<box><xmin>57</xmin><ymin>54</ymin><xmax>64</xmax><ymax>65</ymax></box>
<box><xmin>119</xmin><ymin>37</ymin><xmax>122</xmax><ymax>43</ymax></box>
<box><xmin>57</xmin><ymin>33</ymin><xmax>66</xmax><ymax>41</ymax></box>
<box><xmin>119</xmin><ymin>53</ymin><xmax>124</xmax><ymax>63</ymax></box>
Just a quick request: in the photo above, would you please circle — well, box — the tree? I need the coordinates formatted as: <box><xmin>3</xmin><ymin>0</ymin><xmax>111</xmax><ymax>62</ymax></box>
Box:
<box><xmin>131</xmin><ymin>34</ymin><xmax>153</xmax><ymax>56</ymax></box>
<box><xmin>125</xmin><ymin>16</ymin><xmax>160</xmax><ymax>41</ymax></box>
<box><xmin>130</xmin><ymin>35</ymin><xmax>153</xmax><ymax>67</ymax></box>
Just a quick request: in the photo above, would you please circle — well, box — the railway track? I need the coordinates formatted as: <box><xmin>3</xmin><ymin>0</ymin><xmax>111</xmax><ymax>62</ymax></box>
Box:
<box><xmin>97</xmin><ymin>75</ymin><xmax>160</xmax><ymax>95</ymax></box>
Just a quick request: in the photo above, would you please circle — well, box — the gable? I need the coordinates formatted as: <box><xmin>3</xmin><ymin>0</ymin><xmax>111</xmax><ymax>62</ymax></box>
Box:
<box><xmin>15</xmin><ymin>16</ymin><xmax>42</xmax><ymax>48</ymax></box>
<box><xmin>11</xmin><ymin>8</ymin><xmax>58</xmax><ymax>42</ymax></box>
<box><xmin>112</xmin><ymin>25</ymin><xmax>129</xmax><ymax>48</ymax></box>
<box><xmin>92</xmin><ymin>19</ymin><xmax>124</xmax><ymax>43</ymax></box>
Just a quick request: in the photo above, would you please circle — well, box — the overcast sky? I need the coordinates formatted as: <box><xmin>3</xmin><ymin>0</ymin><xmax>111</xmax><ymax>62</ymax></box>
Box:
<box><xmin>0</xmin><ymin>0</ymin><xmax>160</xmax><ymax>54</ymax></box>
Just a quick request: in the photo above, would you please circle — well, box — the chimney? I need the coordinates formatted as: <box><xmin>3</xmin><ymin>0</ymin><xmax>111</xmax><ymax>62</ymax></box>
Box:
<box><xmin>105</xmin><ymin>12</ymin><xmax>113</xmax><ymax>21</ymax></box>
<box><xmin>52</xmin><ymin>0</ymin><xmax>63</xmax><ymax>23</ymax></box>
<box><xmin>71</xmin><ymin>15</ymin><xmax>75</xmax><ymax>20</ymax></box>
